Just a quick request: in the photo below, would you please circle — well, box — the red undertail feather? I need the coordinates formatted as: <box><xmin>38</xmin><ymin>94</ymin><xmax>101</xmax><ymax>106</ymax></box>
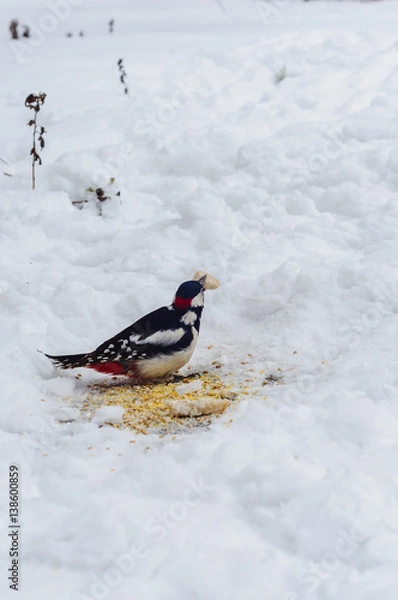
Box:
<box><xmin>45</xmin><ymin>353</ymin><xmax>127</xmax><ymax>375</ymax></box>
<box><xmin>88</xmin><ymin>362</ymin><xmax>127</xmax><ymax>375</ymax></box>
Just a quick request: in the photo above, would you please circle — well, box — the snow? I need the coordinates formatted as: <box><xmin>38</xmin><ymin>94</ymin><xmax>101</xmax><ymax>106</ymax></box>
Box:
<box><xmin>175</xmin><ymin>380</ymin><xmax>203</xmax><ymax>395</ymax></box>
<box><xmin>1</xmin><ymin>0</ymin><xmax>398</xmax><ymax>598</ymax></box>
<box><xmin>91</xmin><ymin>406</ymin><xmax>125</xmax><ymax>425</ymax></box>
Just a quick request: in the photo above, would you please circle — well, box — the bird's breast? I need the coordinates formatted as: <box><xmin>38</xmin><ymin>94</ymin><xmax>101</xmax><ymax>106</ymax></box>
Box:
<box><xmin>132</xmin><ymin>327</ymin><xmax>198</xmax><ymax>380</ymax></box>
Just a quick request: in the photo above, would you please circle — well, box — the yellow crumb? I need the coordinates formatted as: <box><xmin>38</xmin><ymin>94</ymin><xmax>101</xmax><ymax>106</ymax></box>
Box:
<box><xmin>79</xmin><ymin>372</ymin><xmax>237</xmax><ymax>436</ymax></box>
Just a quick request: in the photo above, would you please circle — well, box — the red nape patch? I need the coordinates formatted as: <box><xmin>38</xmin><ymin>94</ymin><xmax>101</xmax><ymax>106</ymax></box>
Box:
<box><xmin>173</xmin><ymin>296</ymin><xmax>192</xmax><ymax>310</ymax></box>
<box><xmin>88</xmin><ymin>362</ymin><xmax>127</xmax><ymax>375</ymax></box>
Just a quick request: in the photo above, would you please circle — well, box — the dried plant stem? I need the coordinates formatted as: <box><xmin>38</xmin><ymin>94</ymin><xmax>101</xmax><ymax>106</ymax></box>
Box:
<box><xmin>31</xmin><ymin>117</ymin><xmax>37</xmax><ymax>189</ymax></box>
<box><xmin>25</xmin><ymin>92</ymin><xmax>46</xmax><ymax>190</ymax></box>
<box><xmin>9</xmin><ymin>20</ymin><xmax>19</xmax><ymax>39</ymax></box>
<box><xmin>117</xmin><ymin>59</ymin><xmax>129</xmax><ymax>95</ymax></box>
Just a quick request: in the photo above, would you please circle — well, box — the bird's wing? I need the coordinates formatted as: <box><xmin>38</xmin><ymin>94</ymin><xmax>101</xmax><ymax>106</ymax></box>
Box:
<box><xmin>90</xmin><ymin>306</ymin><xmax>189</xmax><ymax>363</ymax></box>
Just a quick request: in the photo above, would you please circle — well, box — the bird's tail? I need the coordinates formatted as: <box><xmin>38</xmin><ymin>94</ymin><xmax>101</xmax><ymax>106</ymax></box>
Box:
<box><xmin>45</xmin><ymin>352</ymin><xmax>89</xmax><ymax>370</ymax></box>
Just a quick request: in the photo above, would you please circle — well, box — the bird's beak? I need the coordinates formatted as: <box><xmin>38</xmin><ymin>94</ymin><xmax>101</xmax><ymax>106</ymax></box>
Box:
<box><xmin>197</xmin><ymin>275</ymin><xmax>206</xmax><ymax>287</ymax></box>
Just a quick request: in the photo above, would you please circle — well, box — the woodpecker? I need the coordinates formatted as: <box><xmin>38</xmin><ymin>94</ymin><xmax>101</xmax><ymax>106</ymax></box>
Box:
<box><xmin>45</xmin><ymin>277</ymin><xmax>208</xmax><ymax>380</ymax></box>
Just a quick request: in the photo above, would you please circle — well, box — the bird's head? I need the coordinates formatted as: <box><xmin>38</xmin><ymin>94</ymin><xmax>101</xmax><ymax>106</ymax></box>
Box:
<box><xmin>173</xmin><ymin>277</ymin><xmax>205</xmax><ymax>311</ymax></box>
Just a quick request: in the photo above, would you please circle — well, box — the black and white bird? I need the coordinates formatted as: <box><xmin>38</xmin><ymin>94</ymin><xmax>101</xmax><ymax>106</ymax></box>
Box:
<box><xmin>45</xmin><ymin>277</ymin><xmax>207</xmax><ymax>380</ymax></box>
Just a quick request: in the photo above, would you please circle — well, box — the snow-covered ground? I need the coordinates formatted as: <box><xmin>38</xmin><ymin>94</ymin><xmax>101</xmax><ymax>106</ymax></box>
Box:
<box><xmin>1</xmin><ymin>0</ymin><xmax>398</xmax><ymax>598</ymax></box>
